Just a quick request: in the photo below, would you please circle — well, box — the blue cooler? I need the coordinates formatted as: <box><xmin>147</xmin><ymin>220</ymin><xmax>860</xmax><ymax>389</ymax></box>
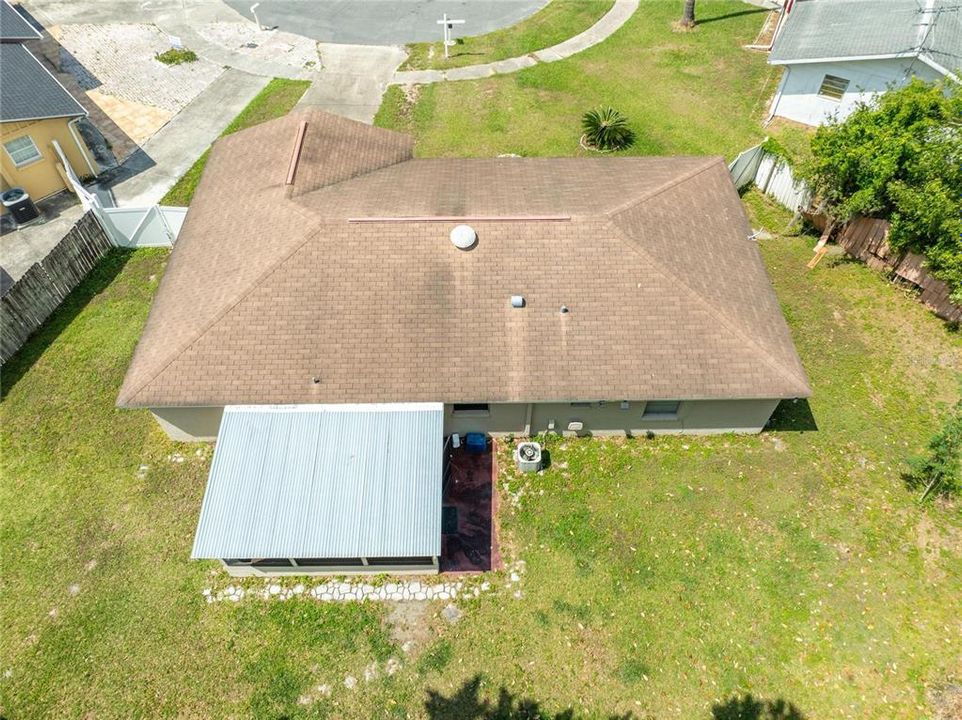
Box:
<box><xmin>465</xmin><ymin>432</ymin><xmax>487</xmax><ymax>454</ymax></box>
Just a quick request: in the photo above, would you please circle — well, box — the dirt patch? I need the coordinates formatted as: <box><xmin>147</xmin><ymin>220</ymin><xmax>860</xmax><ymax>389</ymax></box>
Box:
<box><xmin>928</xmin><ymin>683</ymin><xmax>962</xmax><ymax>720</ymax></box>
<box><xmin>384</xmin><ymin>600</ymin><xmax>434</xmax><ymax>655</ymax></box>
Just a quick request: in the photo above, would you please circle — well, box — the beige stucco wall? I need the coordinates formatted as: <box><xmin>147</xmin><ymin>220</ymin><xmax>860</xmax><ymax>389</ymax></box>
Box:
<box><xmin>0</xmin><ymin>117</ymin><xmax>98</xmax><ymax>210</ymax></box>
<box><xmin>150</xmin><ymin>399</ymin><xmax>782</xmax><ymax>442</ymax></box>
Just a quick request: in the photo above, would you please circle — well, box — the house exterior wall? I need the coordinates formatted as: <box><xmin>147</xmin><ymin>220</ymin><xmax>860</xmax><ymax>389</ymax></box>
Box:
<box><xmin>0</xmin><ymin>117</ymin><xmax>97</xmax><ymax>210</ymax></box>
<box><xmin>151</xmin><ymin>399</ymin><xmax>783</xmax><ymax>442</ymax></box>
<box><xmin>768</xmin><ymin>58</ymin><xmax>942</xmax><ymax>126</ymax></box>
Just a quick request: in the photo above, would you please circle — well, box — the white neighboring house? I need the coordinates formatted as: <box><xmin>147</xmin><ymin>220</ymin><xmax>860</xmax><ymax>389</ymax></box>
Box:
<box><xmin>767</xmin><ymin>0</ymin><xmax>961</xmax><ymax>126</ymax></box>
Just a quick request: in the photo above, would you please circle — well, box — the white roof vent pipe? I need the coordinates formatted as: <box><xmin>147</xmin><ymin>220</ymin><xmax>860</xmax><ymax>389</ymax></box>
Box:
<box><xmin>450</xmin><ymin>224</ymin><xmax>477</xmax><ymax>250</ymax></box>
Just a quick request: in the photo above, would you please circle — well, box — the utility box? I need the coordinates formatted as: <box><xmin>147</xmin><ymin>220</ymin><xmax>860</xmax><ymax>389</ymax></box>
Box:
<box><xmin>1</xmin><ymin>188</ymin><xmax>41</xmax><ymax>226</ymax></box>
<box><xmin>514</xmin><ymin>442</ymin><xmax>542</xmax><ymax>472</ymax></box>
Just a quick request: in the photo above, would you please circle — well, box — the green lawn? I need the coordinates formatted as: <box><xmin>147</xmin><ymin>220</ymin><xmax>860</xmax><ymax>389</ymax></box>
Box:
<box><xmin>399</xmin><ymin>0</ymin><xmax>615</xmax><ymax>71</ymax></box>
<box><xmin>160</xmin><ymin>78</ymin><xmax>310</xmax><ymax>207</ymax></box>
<box><xmin>3</xmin><ymin>4</ymin><xmax>962</xmax><ymax>715</ymax></box>
<box><xmin>377</xmin><ymin>1</ymin><xmax>782</xmax><ymax>159</ymax></box>
<box><xmin>2</xmin><ymin>190</ymin><xmax>960</xmax><ymax>718</ymax></box>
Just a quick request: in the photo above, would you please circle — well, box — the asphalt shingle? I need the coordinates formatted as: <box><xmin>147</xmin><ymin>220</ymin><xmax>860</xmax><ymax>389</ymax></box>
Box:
<box><xmin>118</xmin><ymin>110</ymin><xmax>811</xmax><ymax>409</ymax></box>
<box><xmin>0</xmin><ymin>43</ymin><xmax>85</xmax><ymax>122</ymax></box>
<box><xmin>770</xmin><ymin>0</ymin><xmax>962</xmax><ymax>72</ymax></box>
<box><xmin>0</xmin><ymin>1</ymin><xmax>39</xmax><ymax>42</ymax></box>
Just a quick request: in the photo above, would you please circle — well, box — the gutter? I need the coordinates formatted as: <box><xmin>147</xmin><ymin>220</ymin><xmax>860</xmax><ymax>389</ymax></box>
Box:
<box><xmin>917</xmin><ymin>53</ymin><xmax>960</xmax><ymax>83</ymax></box>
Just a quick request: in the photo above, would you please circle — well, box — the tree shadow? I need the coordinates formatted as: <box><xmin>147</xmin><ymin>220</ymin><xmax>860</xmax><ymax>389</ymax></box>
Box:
<box><xmin>697</xmin><ymin>8</ymin><xmax>770</xmax><ymax>25</ymax></box>
<box><xmin>712</xmin><ymin>693</ymin><xmax>806</xmax><ymax>719</ymax></box>
<box><xmin>425</xmin><ymin>675</ymin><xmax>635</xmax><ymax>720</ymax></box>
<box><xmin>1</xmin><ymin>249</ymin><xmax>134</xmax><ymax>400</ymax></box>
<box><xmin>766</xmin><ymin>399</ymin><xmax>818</xmax><ymax>432</ymax></box>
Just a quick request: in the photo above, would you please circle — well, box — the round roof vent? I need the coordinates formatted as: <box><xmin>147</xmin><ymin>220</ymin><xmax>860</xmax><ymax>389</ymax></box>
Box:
<box><xmin>450</xmin><ymin>224</ymin><xmax>477</xmax><ymax>250</ymax></box>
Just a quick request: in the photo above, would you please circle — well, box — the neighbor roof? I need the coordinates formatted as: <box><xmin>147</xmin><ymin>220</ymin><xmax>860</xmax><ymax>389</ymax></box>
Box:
<box><xmin>0</xmin><ymin>43</ymin><xmax>85</xmax><ymax>122</ymax></box>
<box><xmin>769</xmin><ymin>0</ymin><xmax>962</xmax><ymax>75</ymax></box>
<box><xmin>118</xmin><ymin>110</ymin><xmax>810</xmax><ymax>409</ymax></box>
<box><xmin>191</xmin><ymin>404</ymin><xmax>443</xmax><ymax>559</ymax></box>
<box><xmin>0</xmin><ymin>1</ymin><xmax>40</xmax><ymax>42</ymax></box>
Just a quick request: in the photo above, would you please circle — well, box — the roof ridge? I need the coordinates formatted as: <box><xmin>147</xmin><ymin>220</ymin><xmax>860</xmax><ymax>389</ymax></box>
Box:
<box><xmin>605</xmin><ymin>157</ymin><xmax>723</xmax><ymax>219</ymax></box>
<box><xmin>118</xmin><ymin>201</ymin><xmax>324</xmax><ymax>406</ymax></box>
<box><xmin>604</xmin><ymin>217</ymin><xmax>810</xmax><ymax>394</ymax></box>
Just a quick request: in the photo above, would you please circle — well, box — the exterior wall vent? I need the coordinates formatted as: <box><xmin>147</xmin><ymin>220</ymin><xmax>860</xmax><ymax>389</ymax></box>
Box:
<box><xmin>450</xmin><ymin>224</ymin><xmax>477</xmax><ymax>250</ymax></box>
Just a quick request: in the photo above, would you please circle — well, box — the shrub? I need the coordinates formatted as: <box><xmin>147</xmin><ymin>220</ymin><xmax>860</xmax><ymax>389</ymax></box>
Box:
<box><xmin>905</xmin><ymin>399</ymin><xmax>962</xmax><ymax>501</ymax></box>
<box><xmin>155</xmin><ymin>48</ymin><xmax>198</xmax><ymax>65</ymax></box>
<box><xmin>800</xmin><ymin>79</ymin><xmax>962</xmax><ymax>302</ymax></box>
<box><xmin>581</xmin><ymin>107</ymin><xmax>635</xmax><ymax>151</ymax></box>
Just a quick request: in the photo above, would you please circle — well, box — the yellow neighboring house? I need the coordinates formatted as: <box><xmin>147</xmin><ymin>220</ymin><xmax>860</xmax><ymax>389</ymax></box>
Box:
<box><xmin>0</xmin><ymin>0</ymin><xmax>98</xmax><ymax>212</ymax></box>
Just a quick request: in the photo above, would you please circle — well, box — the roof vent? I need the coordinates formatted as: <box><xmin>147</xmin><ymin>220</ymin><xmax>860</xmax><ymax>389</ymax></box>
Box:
<box><xmin>511</xmin><ymin>295</ymin><xmax>525</xmax><ymax>308</ymax></box>
<box><xmin>450</xmin><ymin>224</ymin><xmax>477</xmax><ymax>250</ymax></box>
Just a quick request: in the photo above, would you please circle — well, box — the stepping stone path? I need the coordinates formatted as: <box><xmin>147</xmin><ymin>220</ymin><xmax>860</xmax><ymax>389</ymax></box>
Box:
<box><xmin>203</xmin><ymin>578</ymin><xmax>469</xmax><ymax>603</ymax></box>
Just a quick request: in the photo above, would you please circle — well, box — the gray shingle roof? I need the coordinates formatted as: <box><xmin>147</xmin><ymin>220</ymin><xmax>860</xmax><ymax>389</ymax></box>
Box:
<box><xmin>0</xmin><ymin>43</ymin><xmax>85</xmax><ymax>121</ymax></box>
<box><xmin>770</xmin><ymin>0</ymin><xmax>962</xmax><ymax>73</ymax></box>
<box><xmin>0</xmin><ymin>1</ymin><xmax>40</xmax><ymax>42</ymax></box>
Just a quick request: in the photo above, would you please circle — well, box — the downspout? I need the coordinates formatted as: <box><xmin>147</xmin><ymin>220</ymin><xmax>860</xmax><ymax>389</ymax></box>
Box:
<box><xmin>67</xmin><ymin>117</ymin><xmax>97</xmax><ymax>178</ymax></box>
<box><xmin>765</xmin><ymin>65</ymin><xmax>790</xmax><ymax>126</ymax></box>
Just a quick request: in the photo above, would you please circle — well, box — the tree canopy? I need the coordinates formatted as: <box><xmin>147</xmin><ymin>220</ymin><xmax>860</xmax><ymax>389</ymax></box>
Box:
<box><xmin>802</xmin><ymin>79</ymin><xmax>962</xmax><ymax>301</ymax></box>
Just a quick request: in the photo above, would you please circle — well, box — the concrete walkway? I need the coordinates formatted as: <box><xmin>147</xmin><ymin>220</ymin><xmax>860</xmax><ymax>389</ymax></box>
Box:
<box><xmin>106</xmin><ymin>68</ymin><xmax>269</xmax><ymax>207</ymax></box>
<box><xmin>296</xmin><ymin>44</ymin><xmax>408</xmax><ymax>124</ymax></box>
<box><xmin>392</xmin><ymin>0</ymin><xmax>638</xmax><ymax>85</ymax></box>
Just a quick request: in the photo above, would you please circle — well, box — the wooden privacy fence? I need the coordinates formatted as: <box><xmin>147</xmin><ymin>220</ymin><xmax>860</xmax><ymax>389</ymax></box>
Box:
<box><xmin>1</xmin><ymin>212</ymin><xmax>113</xmax><ymax>364</ymax></box>
<box><xmin>836</xmin><ymin>217</ymin><xmax>962</xmax><ymax>324</ymax></box>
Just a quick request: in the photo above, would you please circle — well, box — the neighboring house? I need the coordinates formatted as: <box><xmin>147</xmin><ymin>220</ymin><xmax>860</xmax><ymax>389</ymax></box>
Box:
<box><xmin>118</xmin><ymin>110</ymin><xmax>810</xmax><ymax>575</ymax></box>
<box><xmin>0</xmin><ymin>0</ymin><xmax>98</xmax><ymax>211</ymax></box>
<box><xmin>767</xmin><ymin>0</ymin><xmax>961</xmax><ymax>126</ymax></box>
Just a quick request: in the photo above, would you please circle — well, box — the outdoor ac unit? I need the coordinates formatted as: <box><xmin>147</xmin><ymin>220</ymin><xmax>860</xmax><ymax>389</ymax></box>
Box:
<box><xmin>514</xmin><ymin>442</ymin><xmax>542</xmax><ymax>472</ymax></box>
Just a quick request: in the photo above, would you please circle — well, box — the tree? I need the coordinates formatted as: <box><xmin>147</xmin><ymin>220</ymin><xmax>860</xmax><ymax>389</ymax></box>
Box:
<box><xmin>905</xmin><ymin>399</ymin><xmax>962</xmax><ymax>502</ymax></box>
<box><xmin>801</xmin><ymin>79</ymin><xmax>962</xmax><ymax>302</ymax></box>
<box><xmin>680</xmin><ymin>0</ymin><xmax>697</xmax><ymax>28</ymax></box>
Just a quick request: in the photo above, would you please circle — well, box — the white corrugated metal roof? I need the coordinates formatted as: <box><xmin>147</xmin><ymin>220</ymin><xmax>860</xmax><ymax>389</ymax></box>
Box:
<box><xmin>191</xmin><ymin>403</ymin><xmax>443</xmax><ymax>559</ymax></box>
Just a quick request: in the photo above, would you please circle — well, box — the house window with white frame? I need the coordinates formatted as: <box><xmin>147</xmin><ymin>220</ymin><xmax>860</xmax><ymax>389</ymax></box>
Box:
<box><xmin>817</xmin><ymin>75</ymin><xmax>849</xmax><ymax>101</ymax></box>
<box><xmin>3</xmin><ymin>135</ymin><xmax>42</xmax><ymax>167</ymax></box>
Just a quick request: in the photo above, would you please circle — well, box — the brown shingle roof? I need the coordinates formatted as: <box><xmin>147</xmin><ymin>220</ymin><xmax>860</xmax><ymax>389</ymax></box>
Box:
<box><xmin>118</xmin><ymin>110</ymin><xmax>809</xmax><ymax>408</ymax></box>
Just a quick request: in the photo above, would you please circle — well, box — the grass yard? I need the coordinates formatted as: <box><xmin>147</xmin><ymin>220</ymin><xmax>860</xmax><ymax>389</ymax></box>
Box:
<box><xmin>399</xmin><ymin>0</ymin><xmax>615</xmax><ymax>71</ymax></box>
<box><xmin>160</xmin><ymin>78</ymin><xmax>310</xmax><ymax>206</ymax></box>
<box><xmin>2</xmin><ymin>190</ymin><xmax>960</xmax><ymax>718</ymax></box>
<box><xmin>377</xmin><ymin>1</ymin><xmax>782</xmax><ymax>159</ymax></box>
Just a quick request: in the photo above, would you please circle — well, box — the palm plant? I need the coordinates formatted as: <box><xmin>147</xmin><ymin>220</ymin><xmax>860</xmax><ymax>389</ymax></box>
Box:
<box><xmin>680</xmin><ymin>0</ymin><xmax>697</xmax><ymax>28</ymax></box>
<box><xmin>581</xmin><ymin>107</ymin><xmax>635</xmax><ymax>151</ymax></box>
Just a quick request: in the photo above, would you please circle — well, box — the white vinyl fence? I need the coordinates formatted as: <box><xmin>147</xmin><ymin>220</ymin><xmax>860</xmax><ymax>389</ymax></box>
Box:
<box><xmin>53</xmin><ymin>139</ymin><xmax>184</xmax><ymax>248</ymax></box>
<box><xmin>728</xmin><ymin>142</ymin><xmax>812</xmax><ymax>212</ymax></box>
<box><xmin>98</xmin><ymin>205</ymin><xmax>186</xmax><ymax>247</ymax></box>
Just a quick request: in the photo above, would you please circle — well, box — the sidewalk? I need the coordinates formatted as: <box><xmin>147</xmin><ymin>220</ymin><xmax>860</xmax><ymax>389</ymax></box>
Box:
<box><xmin>105</xmin><ymin>68</ymin><xmax>269</xmax><ymax>207</ymax></box>
<box><xmin>392</xmin><ymin>0</ymin><xmax>638</xmax><ymax>85</ymax></box>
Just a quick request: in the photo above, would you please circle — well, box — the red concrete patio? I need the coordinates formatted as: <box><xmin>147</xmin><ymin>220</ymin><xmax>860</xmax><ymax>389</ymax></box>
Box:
<box><xmin>440</xmin><ymin>440</ymin><xmax>502</xmax><ymax>573</ymax></box>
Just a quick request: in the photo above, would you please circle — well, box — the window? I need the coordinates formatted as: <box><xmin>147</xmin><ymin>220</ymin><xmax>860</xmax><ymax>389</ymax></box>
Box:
<box><xmin>366</xmin><ymin>557</ymin><xmax>434</xmax><ymax>567</ymax></box>
<box><xmin>251</xmin><ymin>558</ymin><xmax>293</xmax><ymax>568</ymax></box>
<box><xmin>818</xmin><ymin>75</ymin><xmax>849</xmax><ymax>101</ymax></box>
<box><xmin>3</xmin><ymin>135</ymin><xmax>42</xmax><ymax>167</ymax></box>
<box><xmin>293</xmin><ymin>558</ymin><xmax>364</xmax><ymax>567</ymax></box>
<box><xmin>643</xmin><ymin>400</ymin><xmax>680</xmax><ymax>418</ymax></box>
<box><xmin>453</xmin><ymin>403</ymin><xmax>489</xmax><ymax>416</ymax></box>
